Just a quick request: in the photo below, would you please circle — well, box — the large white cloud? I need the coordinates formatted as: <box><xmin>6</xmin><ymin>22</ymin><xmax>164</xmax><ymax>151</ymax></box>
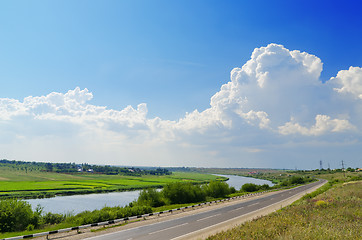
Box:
<box><xmin>176</xmin><ymin>44</ymin><xmax>358</xmax><ymax>135</ymax></box>
<box><xmin>1</xmin><ymin>44</ymin><xmax>361</xmax><ymax>168</ymax></box>
<box><xmin>331</xmin><ymin>66</ymin><xmax>362</xmax><ymax>99</ymax></box>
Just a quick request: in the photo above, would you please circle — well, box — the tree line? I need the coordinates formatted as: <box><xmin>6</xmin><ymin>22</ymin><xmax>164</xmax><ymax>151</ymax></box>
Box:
<box><xmin>0</xmin><ymin>159</ymin><xmax>171</xmax><ymax>176</ymax></box>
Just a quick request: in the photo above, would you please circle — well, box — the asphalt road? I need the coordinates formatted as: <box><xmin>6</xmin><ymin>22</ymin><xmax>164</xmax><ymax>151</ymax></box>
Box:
<box><xmin>85</xmin><ymin>180</ymin><xmax>326</xmax><ymax>240</ymax></box>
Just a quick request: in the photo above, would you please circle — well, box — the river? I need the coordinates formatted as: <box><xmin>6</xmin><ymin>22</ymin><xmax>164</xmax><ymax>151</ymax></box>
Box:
<box><xmin>215</xmin><ymin>174</ymin><xmax>274</xmax><ymax>189</ymax></box>
<box><xmin>26</xmin><ymin>174</ymin><xmax>273</xmax><ymax>215</ymax></box>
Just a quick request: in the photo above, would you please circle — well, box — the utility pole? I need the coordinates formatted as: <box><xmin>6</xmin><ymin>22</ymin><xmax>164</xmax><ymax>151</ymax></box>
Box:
<box><xmin>320</xmin><ymin>160</ymin><xmax>323</xmax><ymax>170</ymax></box>
<box><xmin>342</xmin><ymin>160</ymin><xmax>345</xmax><ymax>177</ymax></box>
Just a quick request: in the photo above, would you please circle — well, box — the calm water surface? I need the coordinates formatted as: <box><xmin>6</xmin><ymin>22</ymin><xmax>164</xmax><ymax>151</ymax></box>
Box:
<box><xmin>26</xmin><ymin>174</ymin><xmax>273</xmax><ymax>214</ymax></box>
<box><xmin>216</xmin><ymin>174</ymin><xmax>274</xmax><ymax>190</ymax></box>
<box><xmin>26</xmin><ymin>191</ymin><xmax>141</xmax><ymax>215</ymax></box>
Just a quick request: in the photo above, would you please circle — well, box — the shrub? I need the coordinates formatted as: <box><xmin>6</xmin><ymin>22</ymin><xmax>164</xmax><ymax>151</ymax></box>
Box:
<box><xmin>66</xmin><ymin>205</ymin><xmax>152</xmax><ymax>225</ymax></box>
<box><xmin>260</xmin><ymin>184</ymin><xmax>270</xmax><ymax>190</ymax></box>
<box><xmin>26</xmin><ymin>224</ymin><xmax>34</xmax><ymax>231</ymax></box>
<box><xmin>162</xmin><ymin>182</ymin><xmax>206</xmax><ymax>204</ymax></box>
<box><xmin>241</xmin><ymin>183</ymin><xmax>259</xmax><ymax>192</ymax></box>
<box><xmin>137</xmin><ymin>188</ymin><xmax>165</xmax><ymax>207</ymax></box>
<box><xmin>43</xmin><ymin>212</ymin><xmax>66</xmax><ymax>225</ymax></box>
<box><xmin>0</xmin><ymin>199</ymin><xmax>35</xmax><ymax>232</ymax></box>
<box><xmin>315</xmin><ymin>200</ymin><xmax>328</xmax><ymax>207</ymax></box>
<box><xmin>290</xmin><ymin>176</ymin><xmax>306</xmax><ymax>184</ymax></box>
<box><xmin>203</xmin><ymin>181</ymin><xmax>231</xmax><ymax>198</ymax></box>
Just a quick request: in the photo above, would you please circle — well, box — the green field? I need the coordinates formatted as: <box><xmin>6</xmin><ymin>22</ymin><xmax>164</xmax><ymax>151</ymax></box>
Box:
<box><xmin>0</xmin><ymin>166</ymin><xmax>224</xmax><ymax>199</ymax></box>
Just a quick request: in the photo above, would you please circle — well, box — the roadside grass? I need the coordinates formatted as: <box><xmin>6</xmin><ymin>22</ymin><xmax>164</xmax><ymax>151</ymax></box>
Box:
<box><xmin>0</xmin><ymin>222</ymin><xmax>76</xmax><ymax>239</ymax></box>
<box><xmin>207</xmin><ymin>180</ymin><xmax>361</xmax><ymax>240</ymax></box>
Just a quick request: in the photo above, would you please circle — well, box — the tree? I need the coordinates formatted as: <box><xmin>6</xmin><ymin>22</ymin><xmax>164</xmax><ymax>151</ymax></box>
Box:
<box><xmin>162</xmin><ymin>182</ymin><xmax>206</xmax><ymax>204</ymax></box>
<box><xmin>137</xmin><ymin>188</ymin><xmax>165</xmax><ymax>207</ymax></box>
<box><xmin>203</xmin><ymin>181</ymin><xmax>231</xmax><ymax>198</ymax></box>
<box><xmin>0</xmin><ymin>199</ymin><xmax>40</xmax><ymax>232</ymax></box>
<box><xmin>290</xmin><ymin>176</ymin><xmax>305</xmax><ymax>184</ymax></box>
<box><xmin>241</xmin><ymin>183</ymin><xmax>259</xmax><ymax>192</ymax></box>
<box><xmin>45</xmin><ymin>163</ymin><xmax>53</xmax><ymax>172</ymax></box>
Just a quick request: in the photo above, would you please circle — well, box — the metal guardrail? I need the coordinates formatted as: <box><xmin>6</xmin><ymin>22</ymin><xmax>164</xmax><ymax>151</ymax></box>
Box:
<box><xmin>1</xmin><ymin>191</ymin><xmax>271</xmax><ymax>240</ymax></box>
<box><xmin>8</xmin><ymin>180</ymin><xmax>325</xmax><ymax>240</ymax></box>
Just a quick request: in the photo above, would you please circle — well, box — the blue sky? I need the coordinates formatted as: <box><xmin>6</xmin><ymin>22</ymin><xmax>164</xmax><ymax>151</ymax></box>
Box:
<box><xmin>0</xmin><ymin>0</ymin><xmax>361</xmax><ymax>169</ymax></box>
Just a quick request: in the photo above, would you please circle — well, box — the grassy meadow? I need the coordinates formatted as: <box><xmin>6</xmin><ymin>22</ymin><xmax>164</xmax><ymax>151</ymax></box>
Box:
<box><xmin>0</xmin><ymin>165</ymin><xmax>224</xmax><ymax>199</ymax></box>
<box><xmin>207</xmin><ymin>173</ymin><xmax>361</xmax><ymax>240</ymax></box>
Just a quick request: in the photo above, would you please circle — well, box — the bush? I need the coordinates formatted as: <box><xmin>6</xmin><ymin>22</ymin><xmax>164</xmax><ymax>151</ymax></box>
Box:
<box><xmin>203</xmin><ymin>181</ymin><xmax>231</xmax><ymax>198</ymax></box>
<box><xmin>26</xmin><ymin>224</ymin><xmax>34</xmax><ymax>231</ymax></box>
<box><xmin>241</xmin><ymin>183</ymin><xmax>259</xmax><ymax>192</ymax></box>
<box><xmin>290</xmin><ymin>176</ymin><xmax>306</xmax><ymax>184</ymax></box>
<box><xmin>0</xmin><ymin>199</ymin><xmax>37</xmax><ymax>232</ymax></box>
<box><xmin>137</xmin><ymin>188</ymin><xmax>165</xmax><ymax>207</ymax></box>
<box><xmin>315</xmin><ymin>200</ymin><xmax>328</xmax><ymax>207</ymax></box>
<box><xmin>43</xmin><ymin>212</ymin><xmax>65</xmax><ymax>225</ymax></box>
<box><xmin>280</xmin><ymin>175</ymin><xmax>311</xmax><ymax>187</ymax></box>
<box><xmin>66</xmin><ymin>205</ymin><xmax>152</xmax><ymax>225</ymax></box>
<box><xmin>162</xmin><ymin>182</ymin><xmax>206</xmax><ymax>204</ymax></box>
<box><xmin>260</xmin><ymin>184</ymin><xmax>270</xmax><ymax>190</ymax></box>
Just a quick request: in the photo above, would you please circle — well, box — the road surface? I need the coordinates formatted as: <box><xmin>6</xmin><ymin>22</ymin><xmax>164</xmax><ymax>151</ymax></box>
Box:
<box><xmin>84</xmin><ymin>179</ymin><xmax>326</xmax><ymax>240</ymax></box>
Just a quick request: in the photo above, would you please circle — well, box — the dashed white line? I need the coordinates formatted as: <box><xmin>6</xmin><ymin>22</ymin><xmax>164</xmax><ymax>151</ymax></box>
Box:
<box><xmin>149</xmin><ymin>223</ymin><xmax>188</xmax><ymax>235</ymax></box>
<box><xmin>170</xmin><ymin>185</ymin><xmax>325</xmax><ymax>240</ymax></box>
<box><xmin>197</xmin><ymin>213</ymin><xmax>221</xmax><ymax>221</ymax></box>
<box><xmin>229</xmin><ymin>206</ymin><xmax>244</xmax><ymax>212</ymax></box>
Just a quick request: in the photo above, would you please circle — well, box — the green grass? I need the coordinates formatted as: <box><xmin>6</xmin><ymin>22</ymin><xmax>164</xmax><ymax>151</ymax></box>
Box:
<box><xmin>0</xmin><ymin>221</ymin><xmax>76</xmax><ymax>239</ymax></box>
<box><xmin>0</xmin><ymin>170</ymin><xmax>223</xmax><ymax>199</ymax></box>
<box><xmin>207</xmin><ymin>180</ymin><xmax>361</xmax><ymax>240</ymax></box>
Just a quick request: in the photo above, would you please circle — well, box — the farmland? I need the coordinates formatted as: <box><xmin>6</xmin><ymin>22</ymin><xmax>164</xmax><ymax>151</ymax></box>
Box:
<box><xmin>0</xmin><ymin>162</ymin><xmax>224</xmax><ymax>199</ymax></box>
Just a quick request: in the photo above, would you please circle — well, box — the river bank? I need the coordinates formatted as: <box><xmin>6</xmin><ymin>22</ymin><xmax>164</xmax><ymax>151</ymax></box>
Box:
<box><xmin>25</xmin><ymin>174</ymin><xmax>274</xmax><ymax>214</ymax></box>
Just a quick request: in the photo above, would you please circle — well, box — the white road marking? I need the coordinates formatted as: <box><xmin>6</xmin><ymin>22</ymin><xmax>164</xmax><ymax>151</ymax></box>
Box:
<box><xmin>149</xmin><ymin>223</ymin><xmax>188</xmax><ymax>235</ymax></box>
<box><xmin>196</xmin><ymin>213</ymin><xmax>221</xmax><ymax>221</ymax></box>
<box><xmin>229</xmin><ymin>206</ymin><xmax>244</xmax><ymax>212</ymax></box>
<box><xmin>170</xmin><ymin>183</ymin><xmax>327</xmax><ymax>240</ymax></box>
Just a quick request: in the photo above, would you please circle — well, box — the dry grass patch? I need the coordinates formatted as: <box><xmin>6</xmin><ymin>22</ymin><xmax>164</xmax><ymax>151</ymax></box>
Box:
<box><xmin>207</xmin><ymin>181</ymin><xmax>361</xmax><ymax>240</ymax></box>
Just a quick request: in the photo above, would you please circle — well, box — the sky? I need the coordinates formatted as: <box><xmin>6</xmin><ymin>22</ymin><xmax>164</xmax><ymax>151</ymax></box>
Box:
<box><xmin>0</xmin><ymin>0</ymin><xmax>361</xmax><ymax>169</ymax></box>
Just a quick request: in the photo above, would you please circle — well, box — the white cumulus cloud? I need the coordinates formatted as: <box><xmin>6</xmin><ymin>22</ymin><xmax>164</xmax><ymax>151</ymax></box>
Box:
<box><xmin>330</xmin><ymin>66</ymin><xmax>362</xmax><ymax>99</ymax></box>
<box><xmin>278</xmin><ymin>115</ymin><xmax>355</xmax><ymax>136</ymax></box>
<box><xmin>1</xmin><ymin>44</ymin><xmax>361</xmax><ymax>168</ymax></box>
